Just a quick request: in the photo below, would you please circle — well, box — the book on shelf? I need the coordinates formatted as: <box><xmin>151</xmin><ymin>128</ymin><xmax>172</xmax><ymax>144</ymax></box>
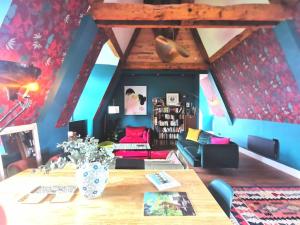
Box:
<box><xmin>146</xmin><ymin>171</ymin><xmax>181</xmax><ymax>191</ymax></box>
<box><xmin>144</xmin><ymin>192</ymin><xmax>196</xmax><ymax>216</ymax></box>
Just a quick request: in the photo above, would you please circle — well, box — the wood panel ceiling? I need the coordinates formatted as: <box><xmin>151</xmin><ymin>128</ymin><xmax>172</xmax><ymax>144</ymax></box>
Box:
<box><xmin>124</xmin><ymin>28</ymin><xmax>209</xmax><ymax>70</ymax></box>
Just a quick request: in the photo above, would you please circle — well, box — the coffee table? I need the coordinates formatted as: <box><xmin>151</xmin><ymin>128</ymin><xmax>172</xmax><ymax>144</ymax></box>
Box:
<box><xmin>113</xmin><ymin>143</ymin><xmax>151</xmax><ymax>158</ymax></box>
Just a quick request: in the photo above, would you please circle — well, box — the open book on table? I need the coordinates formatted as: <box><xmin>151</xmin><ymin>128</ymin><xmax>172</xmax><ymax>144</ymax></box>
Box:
<box><xmin>146</xmin><ymin>171</ymin><xmax>181</xmax><ymax>191</ymax></box>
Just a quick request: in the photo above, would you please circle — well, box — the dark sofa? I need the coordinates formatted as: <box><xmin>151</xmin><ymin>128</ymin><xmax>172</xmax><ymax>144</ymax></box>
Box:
<box><xmin>176</xmin><ymin>131</ymin><xmax>239</xmax><ymax>168</ymax></box>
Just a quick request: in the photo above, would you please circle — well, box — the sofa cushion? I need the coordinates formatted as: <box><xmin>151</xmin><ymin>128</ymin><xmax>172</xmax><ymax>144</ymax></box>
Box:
<box><xmin>211</xmin><ymin>137</ymin><xmax>230</xmax><ymax>144</ymax></box>
<box><xmin>184</xmin><ymin>146</ymin><xmax>200</xmax><ymax>160</ymax></box>
<box><xmin>125</xmin><ymin>127</ymin><xmax>145</xmax><ymax>137</ymax></box>
<box><xmin>198</xmin><ymin>131</ymin><xmax>211</xmax><ymax>144</ymax></box>
<box><xmin>186</xmin><ymin>128</ymin><xmax>201</xmax><ymax>142</ymax></box>
<box><xmin>119</xmin><ymin>136</ymin><xmax>147</xmax><ymax>143</ymax></box>
<box><xmin>177</xmin><ymin>139</ymin><xmax>198</xmax><ymax>150</ymax></box>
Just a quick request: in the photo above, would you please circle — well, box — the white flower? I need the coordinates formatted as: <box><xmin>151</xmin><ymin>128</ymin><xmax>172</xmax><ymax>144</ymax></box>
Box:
<box><xmin>6</xmin><ymin>37</ymin><xmax>16</xmax><ymax>50</ymax></box>
<box><xmin>45</xmin><ymin>57</ymin><xmax>52</xmax><ymax>66</ymax></box>
<box><xmin>64</xmin><ymin>14</ymin><xmax>70</xmax><ymax>24</ymax></box>
<box><xmin>33</xmin><ymin>41</ymin><xmax>42</xmax><ymax>49</ymax></box>
<box><xmin>33</xmin><ymin>33</ymin><xmax>42</xmax><ymax>40</ymax></box>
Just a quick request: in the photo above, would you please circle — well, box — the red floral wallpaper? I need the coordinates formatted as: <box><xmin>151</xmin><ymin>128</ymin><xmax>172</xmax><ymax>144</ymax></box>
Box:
<box><xmin>0</xmin><ymin>0</ymin><xmax>89</xmax><ymax>127</ymax></box>
<box><xmin>211</xmin><ymin>28</ymin><xmax>300</xmax><ymax>124</ymax></box>
<box><xmin>55</xmin><ymin>30</ymin><xmax>107</xmax><ymax>128</ymax></box>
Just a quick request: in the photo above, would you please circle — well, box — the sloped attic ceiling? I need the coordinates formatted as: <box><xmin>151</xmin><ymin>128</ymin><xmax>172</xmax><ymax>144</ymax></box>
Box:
<box><xmin>195</xmin><ymin>0</ymin><xmax>270</xmax><ymax>57</ymax></box>
<box><xmin>125</xmin><ymin>28</ymin><xmax>208</xmax><ymax>70</ymax></box>
<box><xmin>98</xmin><ymin>0</ymin><xmax>280</xmax><ymax>69</ymax></box>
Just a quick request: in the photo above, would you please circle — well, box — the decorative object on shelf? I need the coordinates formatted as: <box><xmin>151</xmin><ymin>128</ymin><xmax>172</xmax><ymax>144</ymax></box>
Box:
<box><xmin>40</xmin><ymin>137</ymin><xmax>114</xmax><ymax>199</ymax></box>
<box><xmin>166</xmin><ymin>93</ymin><xmax>179</xmax><ymax>106</ymax></box>
<box><xmin>152</xmin><ymin>97</ymin><xmax>164</xmax><ymax>107</ymax></box>
<box><xmin>124</xmin><ymin>86</ymin><xmax>147</xmax><ymax>115</ymax></box>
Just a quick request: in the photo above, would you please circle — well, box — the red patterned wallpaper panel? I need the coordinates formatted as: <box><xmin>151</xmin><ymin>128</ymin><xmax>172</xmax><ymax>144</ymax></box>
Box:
<box><xmin>212</xmin><ymin>29</ymin><xmax>300</xmax><ymax>124</ymax></box>
<box><xmin>55</xmin><ymin>30</ymin><xmax>107</xmax><ymax>128</ymax></box>
<box><xmin>0</xmin><ymin>0</ymin><xmax>89</xmax><ymax>127</ymax></box>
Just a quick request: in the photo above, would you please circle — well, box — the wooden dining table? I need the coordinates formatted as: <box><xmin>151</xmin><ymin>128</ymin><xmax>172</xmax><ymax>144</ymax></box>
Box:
<box><xmin>0</xmin><ymin>167</ymin><xmax>232</xmax><ymax>225</ymax></box>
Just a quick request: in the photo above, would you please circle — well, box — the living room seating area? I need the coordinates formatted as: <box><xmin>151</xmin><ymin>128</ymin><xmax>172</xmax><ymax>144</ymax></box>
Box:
<box><xmin>177</xmin><ymin>129</ymin><xmax>239</xmax><ymax>168</ymax></box>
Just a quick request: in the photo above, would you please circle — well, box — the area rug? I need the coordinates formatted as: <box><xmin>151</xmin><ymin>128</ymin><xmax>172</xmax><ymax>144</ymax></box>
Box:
<box><xmin>231</xmin><ymin>186</ymin><xmax>300</xmax><ymax>225</ymax></box>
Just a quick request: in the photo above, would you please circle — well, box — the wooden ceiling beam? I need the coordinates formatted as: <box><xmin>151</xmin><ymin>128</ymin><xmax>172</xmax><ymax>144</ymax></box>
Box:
<box><xmin>209</xmin><ymin>28</ymin><xmax>257</xmax><ymax>63</ymax></box>
<box><xmin>190</xmin><ymin>29</ymin><xmax>209</xmax><ymax>64</ymax></box>
<box><xmin>97</xmin><ymin>21</ymin><xmax>276</xmax><ymax>29</ymax></box>
<box><xmin>124</xmin><ymin>62</ymin><xmax>209</xmax><ymax>70</ymax></box>
<box><xmin>91</xmin><ymin>3</ymin><xmax>293</xmax><ymax>28</ymax></box>
<box><xmin>123</xmin><ymin>28</ymin><xmax>141</xmax><ymax>64</ymax></box>
<box><xmin>103</xmin><ymin>28</ymin><xmax>124</xmax><ymax>59</ymax></box>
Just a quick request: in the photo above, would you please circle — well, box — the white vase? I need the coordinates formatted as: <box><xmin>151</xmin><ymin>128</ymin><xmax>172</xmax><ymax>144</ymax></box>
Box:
<box><xmin>76</xmin><ymin>162</ymin><xmax>109</xmax><ymax>199</ymax></box>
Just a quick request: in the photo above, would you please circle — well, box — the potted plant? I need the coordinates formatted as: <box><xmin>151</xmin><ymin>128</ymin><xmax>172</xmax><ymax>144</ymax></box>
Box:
<box><xmin>41</xmin><ymin>137</ymin><xmax>114</xmax><ymax>199</ymax></box>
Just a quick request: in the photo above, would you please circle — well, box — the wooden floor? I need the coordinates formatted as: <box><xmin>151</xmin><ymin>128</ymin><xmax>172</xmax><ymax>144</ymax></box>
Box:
<box><xmin>193</xmin><ymin>153</ymin><xmax>300</xmax><ymax>187</ymax></box>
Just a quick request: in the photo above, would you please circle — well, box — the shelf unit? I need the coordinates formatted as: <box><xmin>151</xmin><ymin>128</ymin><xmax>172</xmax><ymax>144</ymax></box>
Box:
<box><xmin>152</xmin><ymin>105</ymin><xmax>185</xmax><ymax>146</ymax></box>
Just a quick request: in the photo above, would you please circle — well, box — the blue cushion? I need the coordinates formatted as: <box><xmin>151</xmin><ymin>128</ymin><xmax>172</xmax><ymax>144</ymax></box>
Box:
<box><xmin>198</xmin><ymin>132</ymin><xmax>211</xmax><ymax>144</ymax></box>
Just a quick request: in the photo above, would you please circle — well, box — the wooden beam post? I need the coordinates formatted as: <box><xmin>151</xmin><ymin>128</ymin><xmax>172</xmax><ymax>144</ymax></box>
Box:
<box><xmin>103</xmin><ymin>28</ymin><xmax>124</xmax><ymax>59</ymax></box>
<box><xmin>209</xmin><ymin>28</ymin><xmax>257</xmax><ymax>63</ymax></box>
<box><xmin>190</xmin><ymin>29</ymin><xmax>209</xmax><ymax>64</ymax></box>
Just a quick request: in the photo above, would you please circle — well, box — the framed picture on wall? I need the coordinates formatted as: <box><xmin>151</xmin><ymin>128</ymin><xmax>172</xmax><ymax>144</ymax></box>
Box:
<box><xmin>166</xmin><ymin>93</ymin><xmax>179</xmax><ymax>106</ymax></box>
<box><xmin>124</xmin><ymin>86</ymin><xmax>147</xmax><ymax>115</ymax></box>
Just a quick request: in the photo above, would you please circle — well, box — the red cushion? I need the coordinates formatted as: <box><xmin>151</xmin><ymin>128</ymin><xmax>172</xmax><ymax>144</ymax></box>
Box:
<box><xmin>210</xmin><ymin>137</ymin><xmax>230</xmax><ymax>144</ymax></box>
<box><xmin>114</xmin><ymin>150</ymin><xmax>148</xmax><ymax>158</ymax></box>
<box><xmin>125</xmin><ymin>127</ymin><xmax>145</xmax><ymax>137</ymax></box>
<box><xmin>119</xmin><ymin>136</ymin><xmax>147</xmax><ymax>143</ymax></box>
<box><xmin>150</xmin><ymin>150</ymin><xmax>170</xmax><ymax>159</ymax></box>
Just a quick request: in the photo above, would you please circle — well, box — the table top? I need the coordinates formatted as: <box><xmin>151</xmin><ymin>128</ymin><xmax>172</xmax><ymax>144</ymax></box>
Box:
<box><xmin>113</xmin><ymin>143</ymin><xmax>151</xmax><ymax>150</ymax></box>
<box><xmin>0</xmin><ymin>168</ymin><xmax>232</xmax><ymax>225</ymax></box>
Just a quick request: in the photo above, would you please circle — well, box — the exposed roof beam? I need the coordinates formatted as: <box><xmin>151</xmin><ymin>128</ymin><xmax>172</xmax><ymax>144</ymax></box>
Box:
<box><xmin>124</xmin><ymin>62</ymin><xmax>209</xmax><ymax>70</ymax></box>
<box><xmin>123</xmin><ymin>28</ymin><xmax>141</xmax><ymax>63</ymax></box>
<box><xmin>190</xmin><ymin>29</ymin><xmax>209</xmax><ymax>64</ymax></box>
<box><xmin>209</xmin><ymin>28</ymin><xmax>257</xmax><ymax>63</ymax></box>
<box><xmin>103</xmin><ymin>28</ymin><xmax>124</xmax><ymax>59</ymax></box>
<box><xmin>91</xmin><ymin>3</ymin><xmax>293</xmax><ymax>28</ymax></box>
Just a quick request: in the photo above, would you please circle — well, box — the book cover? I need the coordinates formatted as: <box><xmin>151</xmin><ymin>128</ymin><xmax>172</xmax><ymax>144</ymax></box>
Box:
<box><xmin>144</xmin><ymin>192</ymin><xmax>196</xmax><ymax>216</ymax></box>
<box><xmin>146</xmin><ymin>171</ymin><xmax>181</xmax><ymax>191</ymax></box>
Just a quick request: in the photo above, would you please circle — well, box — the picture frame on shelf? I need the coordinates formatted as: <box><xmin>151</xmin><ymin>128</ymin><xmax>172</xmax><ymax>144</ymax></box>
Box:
<box><xmin>166</xmin><ymin>93</ymin><xmax>179</xmax><ymax>106</ymax></box>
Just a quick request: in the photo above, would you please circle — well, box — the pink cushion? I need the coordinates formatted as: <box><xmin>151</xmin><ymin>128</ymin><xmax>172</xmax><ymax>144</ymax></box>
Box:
<box><xmin>119</xmin><ymin>136</ymin><xmax>147</xmax><ymax>143</ymax></box>
<box><xmin>114</xmin><ymin>150</ymin><xmax>148</xmax><ymax>158</ymax></box>
<box><xmin>150</xmin><ymin>150</ymin><xmax>170</xmax><ymax>159</ymax></box>
<box><xmin>210</xmin><ymin>137</ymin><xmax>230</xmax><ymax>144</ymax></box>
<box><xmin>125</xmin><ymin>127</ymin><xmax>145</xmax><ymax>137</ymax></box>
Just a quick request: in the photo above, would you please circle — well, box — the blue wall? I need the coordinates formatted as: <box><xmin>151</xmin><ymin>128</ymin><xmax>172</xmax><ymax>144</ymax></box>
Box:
<box><xmin>37</xmin><ymin>16</ymin><xmax>98</xmax><ymax>158</ymax></box>
<box><xmin>199</xmin><ymin>86</ymin><xmax>213</xmax><ymax>130</ymax></box>
<box><xmin>213</xmin><ymin>117</ymin><xmax>300</xmax><ymax>170</ymax></box>
<box><xmin>0</xmin><ymin>0</ymin><xmax>11</xmax><ymax>27</ymax></box>
<box><xmin>110</xmin><ymin>71</ymin><xmax>199</xmax><ymax>129</ymax></box>
<box><xmin>73</xmin><ymin>64</ymin><xmax>116</xmax><ymax>135</ymax></box>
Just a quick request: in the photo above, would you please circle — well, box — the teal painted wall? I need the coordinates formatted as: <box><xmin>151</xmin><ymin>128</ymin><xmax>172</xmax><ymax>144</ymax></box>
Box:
<box><xmin>110</xmin><ymin>71</ymin><xmax>199</xmax><ymax>129</ymax></box>
<box><xmin>213</xmin><ymin>117</ymin><xmax>300</xmax><ymax>170</ymax></box>
<box><xmin>73</xmin><ymin>64</ymin><xmax>116</xmax><ymax>136</ymax></box>
<box><xmin>0</xmin><ymin>0</ymin><xmax>11</xmax><ymax>27</ymax></box>
<box><xmin>37</xmin><ymin>16</ymin><xmax>98</xmax><ymax>158</ymax></box>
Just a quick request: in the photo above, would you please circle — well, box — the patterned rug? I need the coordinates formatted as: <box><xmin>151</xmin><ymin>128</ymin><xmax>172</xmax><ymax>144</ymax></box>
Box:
<box><xmin>231</xmin><ymin>186</ymin><xmax>300</xmax><ymax>225</ymax></box>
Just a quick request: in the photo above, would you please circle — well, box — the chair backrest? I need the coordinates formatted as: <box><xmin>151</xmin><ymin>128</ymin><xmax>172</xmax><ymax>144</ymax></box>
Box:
<box><xmin>208</xmin><ymin>179</ymin><xmax>234</xmax><ymax>217</ymax></box>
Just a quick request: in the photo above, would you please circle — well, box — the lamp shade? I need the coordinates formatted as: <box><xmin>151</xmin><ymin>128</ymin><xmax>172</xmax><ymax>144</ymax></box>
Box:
<box><xmin>108</xmin><ymin>106</ymin><xmax>119</xmax><ymax>114</ymax></box>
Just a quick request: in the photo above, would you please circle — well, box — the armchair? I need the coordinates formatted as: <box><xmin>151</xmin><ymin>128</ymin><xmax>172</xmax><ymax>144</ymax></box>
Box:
<box><xmin>119</xmin><ymin>126</ymin><xmax>151</xmax><ymax>144</ymax></box>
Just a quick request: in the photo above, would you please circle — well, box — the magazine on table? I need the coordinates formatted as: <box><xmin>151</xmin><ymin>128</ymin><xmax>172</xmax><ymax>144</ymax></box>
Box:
<box><xmin>146</xmin><ymin>171</ymin><xmax>181</xmax><ymax>191</ymax></box>
<box><xmin>144</xmin><ymin>192</ymin><xmax>196</xmax><ymax>216</ymax></box>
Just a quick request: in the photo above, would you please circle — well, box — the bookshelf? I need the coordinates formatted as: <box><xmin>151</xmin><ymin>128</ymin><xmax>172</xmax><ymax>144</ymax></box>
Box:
<box><xmin>152</xmin><ymin>104</ymin><xmax>185</xmax><ymax>146</ymax></box>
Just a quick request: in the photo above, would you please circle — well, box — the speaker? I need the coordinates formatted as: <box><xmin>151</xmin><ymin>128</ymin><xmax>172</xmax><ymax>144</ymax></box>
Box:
<box><xmin>69</xmin><ymin>120</ymin><xmax>87</xmax><ymax>138</ymax></box>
